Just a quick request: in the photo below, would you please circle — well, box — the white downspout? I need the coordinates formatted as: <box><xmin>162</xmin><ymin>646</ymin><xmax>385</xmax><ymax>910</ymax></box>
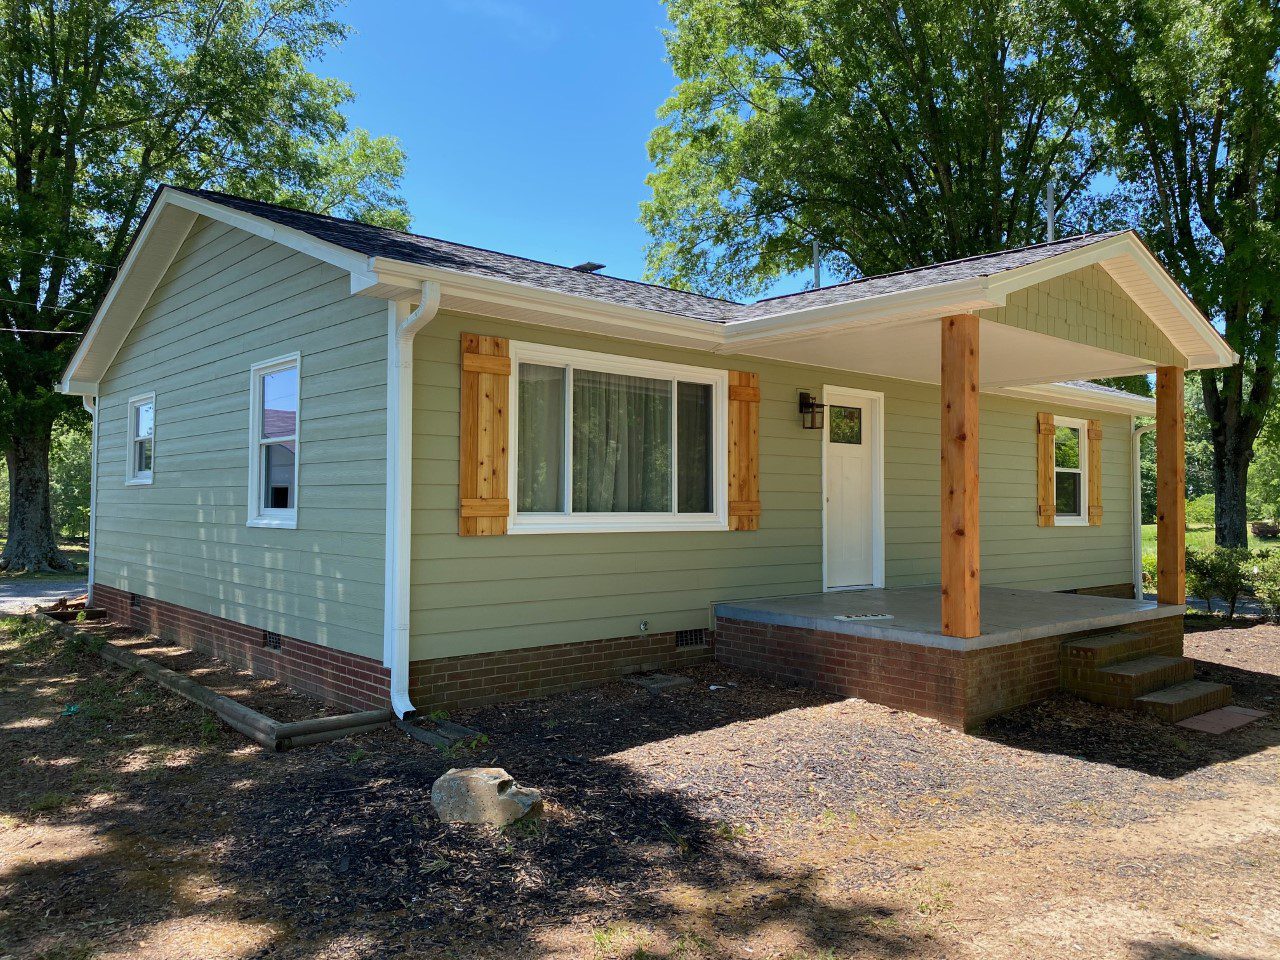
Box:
<box><xmin>1133</xmin><ymin>420</ymin><xmax>1155</xmax><ymax>600</ymax></box>
<box><xmin>384</xmin><ymin>281</ymin><xmax>441</xmax><ymax>718</ymax></box>
<box><xmin>82</xmin><ymin>395</ymin><xmax>98</xmax><ymax>604</ymax></box>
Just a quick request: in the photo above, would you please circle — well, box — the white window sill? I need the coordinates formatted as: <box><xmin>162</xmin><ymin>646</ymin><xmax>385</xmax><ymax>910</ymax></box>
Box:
<box><xmin>1054</xmin><ymin>516</ymin><xmax>1089</xmax><ymax>527</ymax></box>
<box><xmin>509</xmin><ymin>515</ymin><xmax>729</xmax><ymax>535</ymax></box>
<box><xmin>247</xmin><ymin>514</ymin><xmax>297</xmax><ymax>530</ymax></box>
<box><xmin>124</xmin><ymin>476</ymin><xmax>153</xmax><ymax>486</ymax></box>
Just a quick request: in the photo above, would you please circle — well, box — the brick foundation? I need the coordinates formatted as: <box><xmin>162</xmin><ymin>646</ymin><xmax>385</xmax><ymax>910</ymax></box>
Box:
<box><xmin>714</xmin><ymin>613</ymin><xmax>1184</xmax><ymax>729</ymax></box>
<box><xmin>408</xmin><ymin>633</ymin><xmax>711</xmax><ymax>712</ymax></box>
<box><xmin>94</xmin><ymin>584</ymin><xmax>391</xmax><ymax>711</ymax></box>
<box><xmin>94</xmin><ymin>583</ymin><xmax>713</xmax><ymax>715</ymax></box>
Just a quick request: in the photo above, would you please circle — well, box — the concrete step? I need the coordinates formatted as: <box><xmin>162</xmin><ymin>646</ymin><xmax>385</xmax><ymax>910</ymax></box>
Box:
<box><xmin>1098</xmin><ymin>655</ymin><xmax>1196</xmax><ymax>700</ymax></box>
<box><xmin>1136</xmin><ymin>680</ymin><xmax>1233</xmax><ymax>723</ymax></box>
<box><xmin>1062</xmin><ymin>631</ymin><xmax>1165</xmax><ymax>668</ymax></box>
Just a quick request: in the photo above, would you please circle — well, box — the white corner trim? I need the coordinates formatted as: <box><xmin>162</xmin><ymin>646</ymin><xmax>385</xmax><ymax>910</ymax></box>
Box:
<box><xmin>384</xmin><ymin>281</ymin><xmax>441</xmax><ymax>718</ymax></box>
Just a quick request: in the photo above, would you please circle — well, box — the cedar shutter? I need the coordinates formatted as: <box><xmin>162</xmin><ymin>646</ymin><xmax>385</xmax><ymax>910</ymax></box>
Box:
<box><xmin>727</xmin><ymin>371</ymin><xmax>760</xmax><ymax>530</ymax></box>
<box><xmin>1036</xmin><ymin>411</ymin><xmax>1055</xmax><ymax>527</ymax></box>
<box><xmin>1087</xmin><ymin>419</ymin><xmax>1103</xmax><ymax>526</ymax></box>
<box><xmin>459</xmin><ymin>334</ymin><xmax>510</xmax><ymax>536</ymax></box>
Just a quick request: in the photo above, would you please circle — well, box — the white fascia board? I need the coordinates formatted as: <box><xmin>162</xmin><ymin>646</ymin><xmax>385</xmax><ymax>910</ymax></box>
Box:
<box><xmin>365</xmin><ymin>256</ymin><xmax>727</xmax><ymax>346</ymax></box>
<box><xmin>996</xmin><ymin>382</ymin><xmax>1156</xmax><ymax>416</ymax></box>
<box><xmin>719</xmin><ymin>277</ymin><xmax>999</xmax><ymax>349</ymax></box>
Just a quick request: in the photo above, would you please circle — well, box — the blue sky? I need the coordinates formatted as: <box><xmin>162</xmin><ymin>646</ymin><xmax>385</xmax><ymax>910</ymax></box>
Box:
<box><xmin>324</xmin><ymin>0</ymin><xmax>806</xmax><ymax>300</ymax></box>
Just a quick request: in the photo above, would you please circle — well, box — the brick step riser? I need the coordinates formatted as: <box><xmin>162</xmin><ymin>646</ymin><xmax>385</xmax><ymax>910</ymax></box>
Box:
<box><xmin>1063</xmin><ymin>660</ymin><xmax>1196</xmax><ymax>708</ymax></box>
<box><xmin>1138</xmin><ymin>685</ymin><xmax>1233</xmax><ymax>723</ymax></box>
<box><xmin>1062</xmin><ymin>634</ymin><xmax>1177</xmax><ymax>669</ymax></box>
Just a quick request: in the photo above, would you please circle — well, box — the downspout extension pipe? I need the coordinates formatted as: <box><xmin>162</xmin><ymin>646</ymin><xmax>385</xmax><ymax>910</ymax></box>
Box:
<box><xmin>1133</xmin><ymin>421</ymin><xmax>1155</xmax><ymax>600</ymax></box>
<box><xmin>384</xmin><ymin>281</ymin><xmax>441</xmax><ymax>718</ymax></box>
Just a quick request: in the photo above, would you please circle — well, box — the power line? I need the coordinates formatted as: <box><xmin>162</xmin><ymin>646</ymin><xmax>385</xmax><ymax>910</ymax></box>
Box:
<box><xmin>0</xmin><ymin>295</ymin><xmax>93</xmax><ymax>315</ymax></box>
<box><xmin>3</xmin><ymin>247</ymin><xmax>116</xmax><ymax>268</ymax></box>
<box><xmin>8</xmin><ymin>328</ymin><xmax>83</xmax><ymax>335</ymax></box>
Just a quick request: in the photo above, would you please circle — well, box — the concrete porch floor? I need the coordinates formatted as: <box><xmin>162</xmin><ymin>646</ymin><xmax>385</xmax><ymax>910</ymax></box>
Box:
<box><xmin>714</xmin><ymin>586</ymin><xmax>1186</xmax><ymax>652</ymax></box>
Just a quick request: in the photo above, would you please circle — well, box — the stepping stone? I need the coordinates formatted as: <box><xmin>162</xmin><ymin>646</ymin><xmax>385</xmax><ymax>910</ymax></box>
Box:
<box><xmin>1176</xmin><ymin>705</ymin><xmax>1268</xmax><ymax>734</ymax></box>
<box><xmin>626</xmin><ymin>673</ymin><xmax>693</xmax><ymax>694</ymax></box>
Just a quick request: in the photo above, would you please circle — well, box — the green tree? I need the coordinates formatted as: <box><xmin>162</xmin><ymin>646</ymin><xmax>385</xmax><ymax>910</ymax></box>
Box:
<box><xmin>1064</xmin><ymin>0</ymin><xmax>1280</xmax><ymax>547</ymax></box>
<box><xmin>642</xmin><ymin>0</ymin><xmax>1101</xmax><ymax>299</ymax></box>
<box><xmin>0</xmin><ymin>0</ymin><xmax>408</xmax><ymax>571</ymax></box>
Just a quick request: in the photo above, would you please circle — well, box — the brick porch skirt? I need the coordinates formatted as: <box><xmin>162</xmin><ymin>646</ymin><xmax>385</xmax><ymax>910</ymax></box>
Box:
<box><xmin>92</xmin><ymin>584</ymin><xmax>711</xmax><ymax>713</ymax></box>
<box><xmin>713</xmin><ymin>613</ymin><xmax>1184</xmax><ymax>730</ymax></box>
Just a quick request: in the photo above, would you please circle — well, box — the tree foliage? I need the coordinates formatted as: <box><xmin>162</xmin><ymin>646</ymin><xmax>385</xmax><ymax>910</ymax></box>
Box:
<box><xmin>0</xmin><ymin>0</ymin><xmax>408</xmax><ymax>570</ymax></box>
<box><xmin>643</xmin><ymin>0</ymin><xmax>1102</xmax><ymax>298</ymax></box>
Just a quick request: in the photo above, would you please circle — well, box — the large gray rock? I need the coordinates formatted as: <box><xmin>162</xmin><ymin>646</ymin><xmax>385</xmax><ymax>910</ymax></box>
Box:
<box><xmin>430</xmin><ymin>767</ymin><xmax>543</xmax><ymax>826</ymax></box>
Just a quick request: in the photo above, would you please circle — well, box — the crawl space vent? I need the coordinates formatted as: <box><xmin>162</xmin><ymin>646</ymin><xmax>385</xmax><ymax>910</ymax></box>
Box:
<box><xmin>675</xmin><ymin>628</ymin><xmax>708</xmax><ymax>648</ymax></box>
<box><xmin>262</xmin><ymin>631</ymin><xmax>282</xmax><ymax>651</ymax></box>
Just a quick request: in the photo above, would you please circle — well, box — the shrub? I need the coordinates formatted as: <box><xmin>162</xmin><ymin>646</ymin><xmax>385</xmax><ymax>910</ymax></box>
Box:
<box><xmin>1185</xmin><ymin>493</ymin><xmax>1216</xmax><ymax>526</ymax></box>
<box><xmin>1186</xmin><ymin>546</ymin><xmax>1253</xmax><ymax>620</ymax></box>
<box><xmin>1252</xmin><ymin>551</ymin><xmax>1280</xmax><ymax>620</ymax></box>
<box><xmin>1141</xmin><ymin>554</ymin><xmax>1158</xmax><ymax>593</ymax></box>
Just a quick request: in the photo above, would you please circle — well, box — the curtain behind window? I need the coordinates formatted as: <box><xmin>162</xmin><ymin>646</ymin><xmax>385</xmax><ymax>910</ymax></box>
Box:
<box><xmin>573</xmin><ymin>370</ymin><xmax>671</xmax><ymax>512</ymax></box>
<box><xmin>517</xmin><ymin>364</ymin><xmax>565</xmax><ymax>512</ymax></box>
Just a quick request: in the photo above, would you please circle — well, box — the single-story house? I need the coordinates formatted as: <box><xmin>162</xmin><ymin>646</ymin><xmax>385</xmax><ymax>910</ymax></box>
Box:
<box><xmin>58</xmin><ymin>186</ymin><xmax>1236</xmax><ymax>729</ymax></box>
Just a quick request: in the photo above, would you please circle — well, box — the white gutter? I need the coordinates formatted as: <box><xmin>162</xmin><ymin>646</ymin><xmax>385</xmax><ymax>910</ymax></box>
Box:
<box><xmin>82</xmin><ymin>396</ymin><xmax>98</xmax><ymax>604</ymax></box>
<box><xmin>383</xmin><ymin>281</ymin><xmax>441</xmax><ymax>718</ymax></box>
<box><xmin>1133</xmin><ymin>421</ymin><xmax>1155</xmax><ymax>600</ymax></box>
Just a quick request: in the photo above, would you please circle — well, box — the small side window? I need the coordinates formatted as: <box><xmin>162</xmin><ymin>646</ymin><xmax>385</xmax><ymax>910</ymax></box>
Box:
<box><xmin>248</xmin><ymin>355</ymin><xmax>300</xmax><ymax>528</ymax></box>
<box><xmin>126</xmin><ymin>393</ymin><xmax>155</xmax><ymax>485</ymax></box>
<box><xmin>1053</xmin><ymin>418</ymin><xmax>1088</xmax><ymax>523</ymax></box>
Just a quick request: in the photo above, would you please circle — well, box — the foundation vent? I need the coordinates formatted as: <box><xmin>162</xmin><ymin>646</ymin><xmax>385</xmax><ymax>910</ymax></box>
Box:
<box><xmin>262</xmin><ymin>631</ymin><xmax>282</xmax><ymax>651</ymax></box>
<box><xmin>675</xmin><ymin>628</ymin><xmax>708</xmax><ymax>648</ymax></box>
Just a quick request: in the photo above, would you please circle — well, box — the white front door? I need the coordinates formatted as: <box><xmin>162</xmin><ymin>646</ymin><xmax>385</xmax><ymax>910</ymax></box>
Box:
<box><xmin>825</xmin><ymin>397</ymin><xmax>876</xmax><ymax>588</ymax></box>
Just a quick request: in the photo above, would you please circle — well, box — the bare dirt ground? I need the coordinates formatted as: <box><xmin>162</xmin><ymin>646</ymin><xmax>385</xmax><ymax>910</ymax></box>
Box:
<box><xmin>1</xmin><ymin>613</ymin><xmax>1277</xmax><ymax>960</ymax></box>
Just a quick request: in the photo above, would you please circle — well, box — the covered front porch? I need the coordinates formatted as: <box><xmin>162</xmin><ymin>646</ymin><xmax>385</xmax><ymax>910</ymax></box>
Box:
<box><xmin>713</xmin><ymin>587</ymin><xmax>1189</xmax><ymax>729</ymax></box>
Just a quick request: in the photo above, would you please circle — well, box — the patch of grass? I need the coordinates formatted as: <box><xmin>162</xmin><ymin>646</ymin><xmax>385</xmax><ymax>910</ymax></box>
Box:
<box><xmin>671</xmin><ymin>931</ymin><xmax>714</xmax><ymax>958</ymax></box>
<box><xmin>713</xmin><ymin>820</ymin><xmax>748</xmax><ymax>841</ymax></box>
<box><xmin>1140</xmin><ymin>522</ymin><xmax>1267</xmax><ymax>559</ymax></box>
<box><xmin>28</xmin><ymin>791</ymin><xmax>73</xmax><ymax>814</ymax></box>
<box><xmin>914</xmin><ymin>880</ymin><xmax>954</xmax><ymax>917</ymax></box>
<box><xmin>590</xmin><ymin>922</ymin><xmax>651</xmax><ymax>959</ymax></box>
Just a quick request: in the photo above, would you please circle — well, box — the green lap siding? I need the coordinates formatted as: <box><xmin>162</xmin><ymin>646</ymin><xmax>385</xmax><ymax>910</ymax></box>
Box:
<box><xmin>409</xmin><ymin>312</ymin><xmax>1136</xmax><ymax>661</ymax></box>
<box><xmin>93</xmin><ymin>217</ymin><xmax>388</xmax><ymax>660</ymax></box>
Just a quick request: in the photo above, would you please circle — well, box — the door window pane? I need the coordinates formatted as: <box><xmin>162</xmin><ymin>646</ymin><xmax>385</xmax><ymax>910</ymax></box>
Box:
<box><xmin>261</xmin><ymin>367</ymin><xmax>299</xmax><ymax>439</ymax></box>
<box><xmin>517</xmin><ymin>364</ymin><xmax>565</xmax><ymax>512</ymax></box>
<box><xmin>830</xmin><ymin>405</ymin><xmax>862</xmax><ymax>444</ymax></box>
<box><xmin>677</xmin><ymin>381</ymin><xmax>712</xmax><ymax>513</ymax></box>
<box><xmin>572</xmin><ymin>370</ymin><xmax>671</xmax><ymax>512</ymax></box>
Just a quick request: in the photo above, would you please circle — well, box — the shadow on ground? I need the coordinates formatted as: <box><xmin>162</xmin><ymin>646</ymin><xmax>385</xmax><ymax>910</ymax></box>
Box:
<box><xmin>0</xmin><ymin>619</ymin><xmax>928</xmax><ymax>959</ymax></box>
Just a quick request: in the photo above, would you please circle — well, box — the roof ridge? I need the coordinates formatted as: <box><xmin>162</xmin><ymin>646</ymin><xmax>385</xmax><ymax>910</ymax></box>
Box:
<box><xmin>166</xmin><ymin>185</ymin><xmax>745</xmax><ymax>310</ymax></box>
<box><xmin>749</xmin><ymin>230</ymin><xmax>1131</xmax><ymax>306</ymax></box>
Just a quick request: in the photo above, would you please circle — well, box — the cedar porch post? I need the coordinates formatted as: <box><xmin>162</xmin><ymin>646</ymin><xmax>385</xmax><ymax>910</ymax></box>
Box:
<box><xmin>1155</xmin><ymin>366</ymin><xmax>1186</xmax><ymax>604</ymax></box>
<box><xmin>941</xmin><ymin>314</ymin><xmax>981</xmax><ymax>638</ymax></box>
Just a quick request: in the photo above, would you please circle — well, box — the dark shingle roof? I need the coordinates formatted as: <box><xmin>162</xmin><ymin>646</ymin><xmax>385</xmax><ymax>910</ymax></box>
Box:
<box><xmin>170</xmin><ymin>186</ymin><xmax>1125</xmax><ymax>325</ymax></box>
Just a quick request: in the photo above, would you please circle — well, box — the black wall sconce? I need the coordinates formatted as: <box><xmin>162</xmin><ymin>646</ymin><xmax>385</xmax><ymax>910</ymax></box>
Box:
<box><xmin>798</xmin><ymin>391</ymin><xmax>826</xmax><ymax>430</ymax></box>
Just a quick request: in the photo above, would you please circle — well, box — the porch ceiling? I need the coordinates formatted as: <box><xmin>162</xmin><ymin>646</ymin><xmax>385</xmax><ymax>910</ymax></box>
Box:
<box><xmin>734</xmin><ymin>316</ymin><xmax>1157</xmax><ymax>389</ymax></box>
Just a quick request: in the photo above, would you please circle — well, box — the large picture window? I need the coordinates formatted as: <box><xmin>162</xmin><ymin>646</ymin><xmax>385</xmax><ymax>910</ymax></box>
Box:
<box><xmin>509</xmin><ymin>343</ymin><xmax>727</xmax><ymax>532</ymax></box>
<box><xmin>1053</xmin><ymin>416</ymin><xmax>1088</xmax><ymax>524</ymax></box>
<box><xmin>248</xmin><ymin>354</ymin><xmax>300</xmax><ymax>528</ymax></box>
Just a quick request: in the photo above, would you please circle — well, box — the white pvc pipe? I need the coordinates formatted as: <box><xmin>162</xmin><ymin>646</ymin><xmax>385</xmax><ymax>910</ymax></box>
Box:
<box><xmin>383</xmin><ymin>281</ymin><xmax>441</xmax><ymax>718</ymax></box>
<box><xmin>82</xmin><ymin>395</ymin><xmax>98</xmax><ymax>603</ymax></box>
<box><xmin>1133</xmin><ymin>421</ymin><xmax>1155</xmax><ymax>600</ymax></box>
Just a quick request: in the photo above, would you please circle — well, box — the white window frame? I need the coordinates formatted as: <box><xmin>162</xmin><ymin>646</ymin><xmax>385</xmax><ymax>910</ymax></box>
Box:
<box><xmin>247</xmin><ymin>353</ymin><xmax>301</xmax><ymax>529</ymax></box>
<box><xmin>125</xmin><ymin>392</ymin><xmax>156</xmax><ymax>486</ymax></box>
<box><xmin>1053</xmin><ymin>414</ymin><xmax>1089</xmax><ymax>526</ymax></box>
<box><xmin>507</xmin><ymin>341</ymin><xmax>729</xmax><ymax>534</ymax></box>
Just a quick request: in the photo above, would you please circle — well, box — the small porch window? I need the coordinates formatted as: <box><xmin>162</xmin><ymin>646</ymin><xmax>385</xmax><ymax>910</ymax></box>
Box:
<box><xmin>1053</xmin><ymin>417</ymin><xmax>1088</xmax><ymax>524</ymax></box>
<box><xmin>509</xmin><ymin>342</ymin><xmax>728</xmax><ymax>533</ymax></box>
<box><xmin>126</xmin><ymin>393</ymin><xmax>155</xmax><ymax>485</ymax></box>
<box><xmin>248</xmin><ymin>354</ymin><xmax>300</xmax><ymax>529</ymax></box>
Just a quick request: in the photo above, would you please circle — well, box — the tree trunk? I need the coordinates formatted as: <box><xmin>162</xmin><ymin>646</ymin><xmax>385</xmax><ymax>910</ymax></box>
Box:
<box><xmin>1212</xmin><ymin>438</ymin><xmax>1252</xmax><ymax>549</ymax></box>
<box><xmin>2</xmin><ymin>414</ymin><xmax>73</xmax><ymax>572</ymax></box>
